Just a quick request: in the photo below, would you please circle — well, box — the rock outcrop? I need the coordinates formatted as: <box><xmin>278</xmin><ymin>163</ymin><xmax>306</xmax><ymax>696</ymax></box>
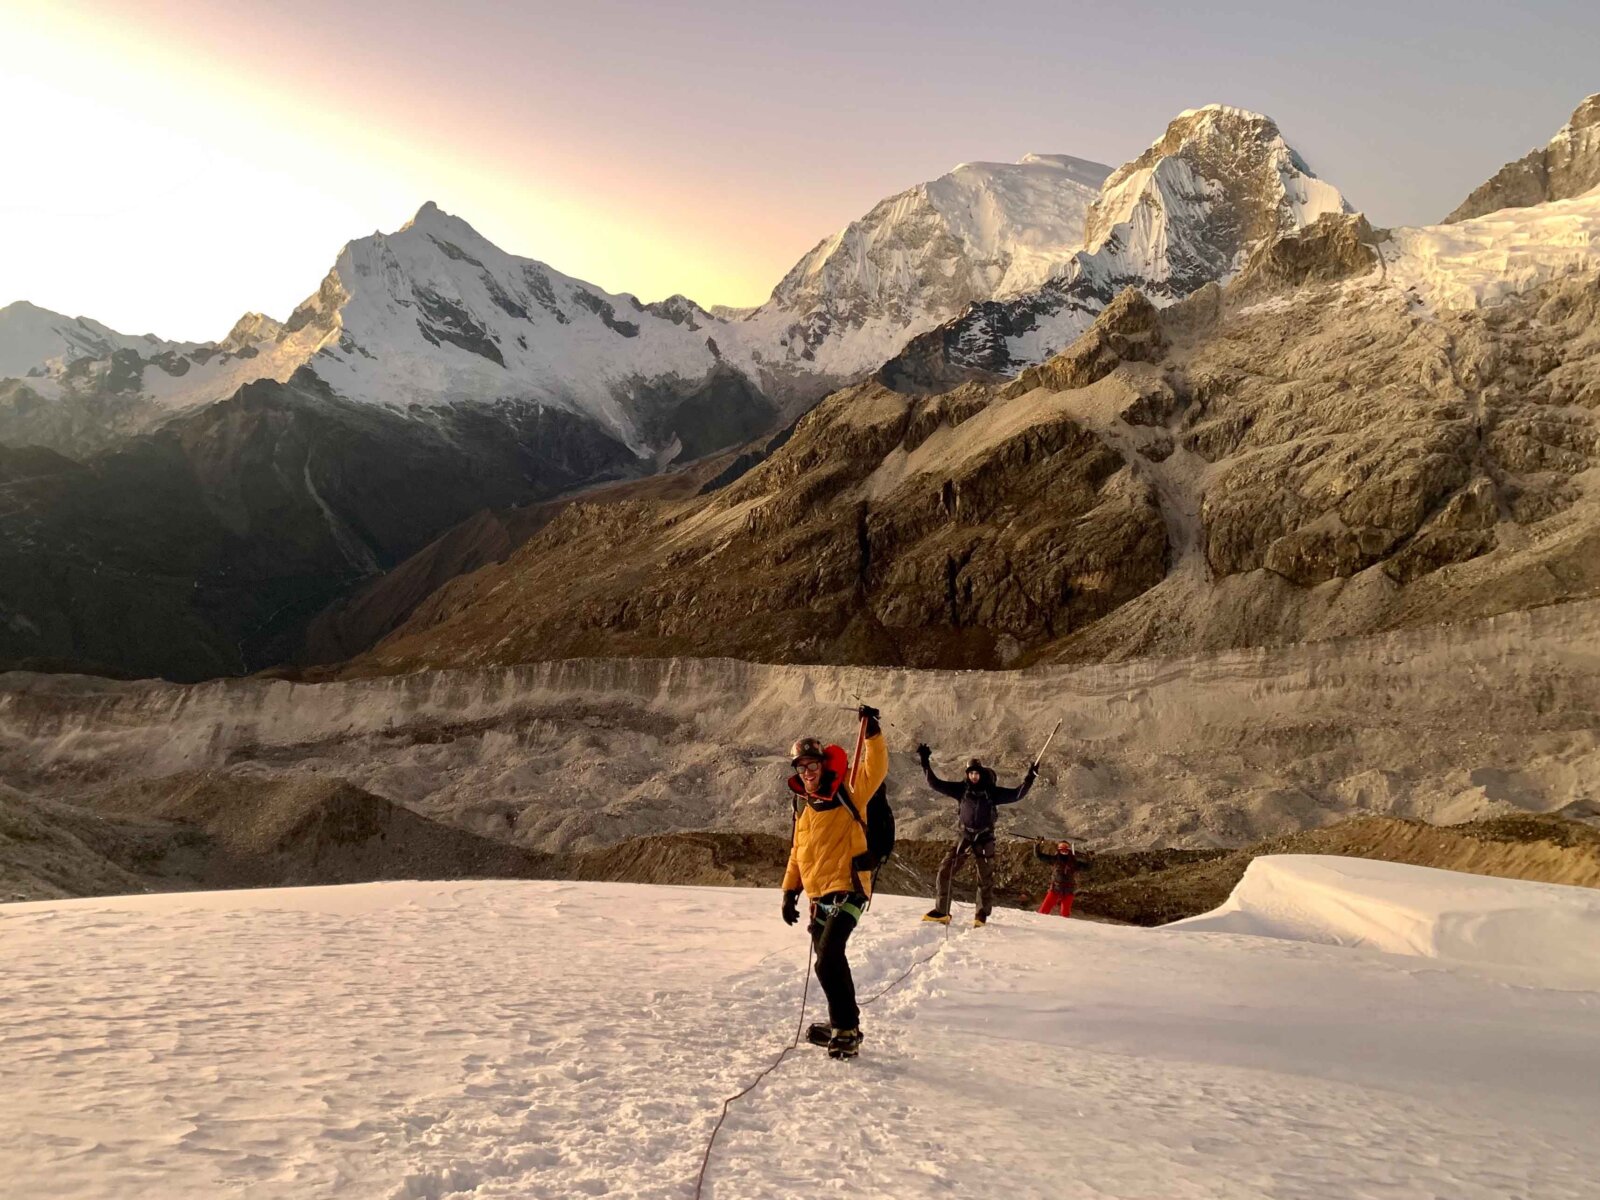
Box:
<box><xmin>1447</xmin><ymin>94</ymin><xmax>1600</xmax><ymax>223</ymax></box>
<box><xmin>1229</xmin><ymin>212</ymin><xmax>1381</xmax><ymax>301</ymax></box>
<box><xmin>1192</xmin><ymin>270</ymin><xmax>1599</xmax><ymax>591</ymax></box>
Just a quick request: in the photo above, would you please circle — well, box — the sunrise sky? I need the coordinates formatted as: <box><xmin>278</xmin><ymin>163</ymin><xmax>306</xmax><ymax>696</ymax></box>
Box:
<box><xmin>4</xmin><ymin>0</ymin><xmax>1598</xmax><ymax>342</ymax></box>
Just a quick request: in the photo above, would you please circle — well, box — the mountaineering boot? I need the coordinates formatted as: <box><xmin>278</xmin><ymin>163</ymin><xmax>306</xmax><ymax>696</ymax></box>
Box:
<box><xmin>973</xmin><ymin>915</ymin><xmax>987</xmax><ymax>927</ymax></box>
<box><xmin>922</xmin><ymin>909</ymin><xmax>951</xmax><ymax>924</ymax></box>
<box><xmin>806</xmin><ymin>1022</ymin><xmax>831</xmax><ymax>1046</ymax></box>
<box><xmin>827</xmin><ymin>1027</ymin><xmax>863</xmax><ymax>1060</ymax></box>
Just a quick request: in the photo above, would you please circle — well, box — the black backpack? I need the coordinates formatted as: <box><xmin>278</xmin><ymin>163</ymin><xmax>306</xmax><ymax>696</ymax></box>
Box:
<box><xmin>842</xmin><ymin>781</ymin><xmax>897</xmax><ymax>869</ymax></box>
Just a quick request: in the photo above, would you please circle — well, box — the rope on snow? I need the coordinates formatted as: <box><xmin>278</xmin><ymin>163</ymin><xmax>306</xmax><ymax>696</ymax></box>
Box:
<box><xmin>691</xmin><ymin>940</ymin><xmax>813</xmax><ymax>1200</ymax></box>
<box><xmin>691</xmin><ymin>916</ymin><xmax>954</xmax><ymax>1198</ymax></box>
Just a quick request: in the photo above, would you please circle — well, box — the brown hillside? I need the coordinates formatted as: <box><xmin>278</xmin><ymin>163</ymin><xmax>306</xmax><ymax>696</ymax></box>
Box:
<box><xmin>88</xmin><ymin>773</ymin><xmax>550</xmax><ymax>891</ymax></box>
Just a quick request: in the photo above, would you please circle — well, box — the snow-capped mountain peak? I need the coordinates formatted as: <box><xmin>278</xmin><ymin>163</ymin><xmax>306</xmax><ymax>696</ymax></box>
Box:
<box><xmin>401</xmin><ymin>198</ymin><xmax>451</xmax><ymax>228</ymax></box>
<box><xmin>0</xmin><ymin>300</ymin><xmax>192</xmax><ymax>380</ymax></box>
<box><xmin>282</xmin><ymin>203</ymin><xmax>749</xmax><ymax>450</ymax></box>
<box><xmin>734</xmin><ymin>151</ymin><xmax>1114</xmax><ymax>395</ymax></box>
<box><xmin>881</xmin><ymin>105</ymin><xmax>1352</xmax><ymax>383</ymax></box>
<box><xmin>764</xmin><ymin>152</ymin><xmax>1113</xmax><ymax>317</ymax></box>
<box><xmin>1081</xmin><ymin>104</ymin><xmax>1349</xmax><ymax>291</ymax></box>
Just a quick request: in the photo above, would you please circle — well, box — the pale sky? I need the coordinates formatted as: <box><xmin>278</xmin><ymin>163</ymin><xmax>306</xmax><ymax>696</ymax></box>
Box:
<box><xmin>2</xmin><ymin>0</ymin><xmax>1596</xmax><ymax>342</ymax></box>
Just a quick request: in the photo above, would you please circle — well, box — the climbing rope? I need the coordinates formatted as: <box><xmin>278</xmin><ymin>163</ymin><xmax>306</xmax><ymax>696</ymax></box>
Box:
<box><xmin>858</xmin><ymin>907</ymin><xmax>953</xmax><ymax>1005</ymax></box>
<box><xmin>691</xmin><ymin>940</ymin><xmax>813</xmax><ymax>1200</ymax></box>
<box><xmin>691</xmin><ymin>912</ymin><xmax>955</xmax><ymax>1198</ymax></box>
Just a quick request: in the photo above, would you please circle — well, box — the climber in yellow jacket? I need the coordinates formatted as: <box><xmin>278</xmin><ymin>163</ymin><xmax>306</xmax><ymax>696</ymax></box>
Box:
<box><xmin>781</xmin><ymin>704</ymin><xmax>889</xmax><ymax>1059</ymax></box>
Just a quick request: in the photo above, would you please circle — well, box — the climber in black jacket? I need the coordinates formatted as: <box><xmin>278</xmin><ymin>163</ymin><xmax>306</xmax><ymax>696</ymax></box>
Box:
<box><xmin>917</xmin><ymin>744</ymin><xmax>1037</xmax><ymax>926</ymax></box>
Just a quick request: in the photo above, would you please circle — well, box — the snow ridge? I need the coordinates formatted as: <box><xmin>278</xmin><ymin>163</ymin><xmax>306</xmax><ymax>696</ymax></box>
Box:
<box><xmin>1174</xmin><ymin>854</ymin><xmax>1600</xmax><ymax>989</ymax></box>
<box><xmin>0</xmin><ymin>301</ymin><xmax>194</xmax><ymax>380</ymax></box>
<box><xmin>728</xmin><ymin>153</ymin><xmax>1112</xmax><ymax>389</ymax></box>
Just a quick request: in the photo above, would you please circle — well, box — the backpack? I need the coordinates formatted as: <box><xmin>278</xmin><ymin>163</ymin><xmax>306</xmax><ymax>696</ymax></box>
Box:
<box><xmin>841</xmin><ymin>781</ymin><xmax>896</xmax><ymax>869</ymax></box>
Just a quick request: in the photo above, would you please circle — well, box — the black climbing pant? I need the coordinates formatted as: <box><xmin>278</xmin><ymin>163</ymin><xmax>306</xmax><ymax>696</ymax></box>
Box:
<box><xmin>809</xmin><ymin>892</ymin><xmax>863</xmax><ymax>1031</ymax></box>
<box><xmin>935</xmin><ymin>833</ymin><xmax>997</xmax><ymax>920</ymax></box>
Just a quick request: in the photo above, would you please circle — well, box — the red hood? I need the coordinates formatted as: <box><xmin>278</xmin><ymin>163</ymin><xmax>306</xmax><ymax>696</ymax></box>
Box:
<box><xmin>787</xmin><ymin>742</ymin><xmax>850</xmax><ymax>799</ymax></box>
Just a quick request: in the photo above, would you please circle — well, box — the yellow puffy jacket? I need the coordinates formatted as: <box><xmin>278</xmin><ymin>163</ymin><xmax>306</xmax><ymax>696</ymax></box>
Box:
<box><xmin>781</xmin><ymin>727</ymin><xmax>888</xmax><ymax>900</ymax></box>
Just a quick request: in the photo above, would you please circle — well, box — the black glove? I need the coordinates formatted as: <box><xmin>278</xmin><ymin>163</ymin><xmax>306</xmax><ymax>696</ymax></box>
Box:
<box><xmin>857</xmin><ymin>704</ymin><xmax>880</xmax><ymax>721</ymax></box>
<box><xmin>916</xmin><ymin>743</ymin><xmax>932</xmax><ymax>763</ymax></box>
<box><xmin>781</xmin><ymin>890</ymin><xmax>801</xmax><ymax>926</ymax></box>
<box><xmin>851</xmin><ymin>851</ymin><xmax>876</xmax><ymax>872</ymax></box>
<box><xmin>1026</xmin><ymin>762</ymin><xmax>1039</xmax><ymax>779</ymax></box>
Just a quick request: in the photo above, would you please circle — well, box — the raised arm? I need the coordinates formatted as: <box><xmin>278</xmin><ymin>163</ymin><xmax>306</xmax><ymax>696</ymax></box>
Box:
<box><xmin>852</xmin><ymin>713</ymin><xmax>889</xmax><ymax>802</ymax></box>
<box><xmin>994</xmin><ymin>763</ymin><xmax>1040</xmax><ymax>806</ymax></box>
<box><xmin>916</xmin><ymin>743</ymin><xmax>965</xmax><ymax>799</ymax></box>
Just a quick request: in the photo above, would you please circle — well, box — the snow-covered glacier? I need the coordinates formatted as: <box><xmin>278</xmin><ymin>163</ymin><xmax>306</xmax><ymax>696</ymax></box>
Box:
<box><xmin>3</xmin><ymin>864</ymin><xmax>1597</xmax><ymax>1198</ymax></box>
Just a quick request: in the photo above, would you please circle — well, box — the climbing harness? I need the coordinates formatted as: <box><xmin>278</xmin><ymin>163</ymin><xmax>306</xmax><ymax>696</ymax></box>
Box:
<box><xmin>813</xmin><ymin>894</ymin><xmax>864</xmax><ymax>923</ymax></box>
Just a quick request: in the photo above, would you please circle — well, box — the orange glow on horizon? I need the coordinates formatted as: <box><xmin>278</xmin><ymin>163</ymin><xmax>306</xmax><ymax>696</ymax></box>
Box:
<box><xmin>1</xmin><ymin>0</ymin><xmax>819</xmax><ymax>339</ymax></box>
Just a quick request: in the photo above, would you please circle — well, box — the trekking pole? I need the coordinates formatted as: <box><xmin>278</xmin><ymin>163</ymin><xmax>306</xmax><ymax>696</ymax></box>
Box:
<box><xmin>848</xmin><ymin>711</ymin><xmax>868</xmax><ymax>792</ymax></box>
<box><xmin>1031</xmin><ymin>719</ymin><xmax>1063</xmax><ymax>769</ymax></box>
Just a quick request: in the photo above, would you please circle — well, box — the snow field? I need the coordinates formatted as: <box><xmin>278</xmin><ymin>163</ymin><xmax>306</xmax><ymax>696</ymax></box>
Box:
<box><xmin>5</xmin><ymin>862</ymin><xmax>1599</xmax><ymax>1199</ymax></box>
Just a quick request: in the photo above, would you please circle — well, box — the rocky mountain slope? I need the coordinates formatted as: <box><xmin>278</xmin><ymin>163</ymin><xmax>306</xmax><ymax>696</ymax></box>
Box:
<box><xmin>338</xmin><ymin>180</ymin><xmax>1600</xmax><ymax>674</ymax></box>
<box><xmin>1446</xmin><ymin>93</ymin><xmax>1600</xmax><ymax>222</ymax></box>
<box><xmin>0</xmin><ymin>375</ymin><xmax>637</xmax><ymax>679</ymax></box>
<box><xmin>293</xmin><ymin>438</ymin><xmax>756</xmax><ymax>667</ymax></box>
